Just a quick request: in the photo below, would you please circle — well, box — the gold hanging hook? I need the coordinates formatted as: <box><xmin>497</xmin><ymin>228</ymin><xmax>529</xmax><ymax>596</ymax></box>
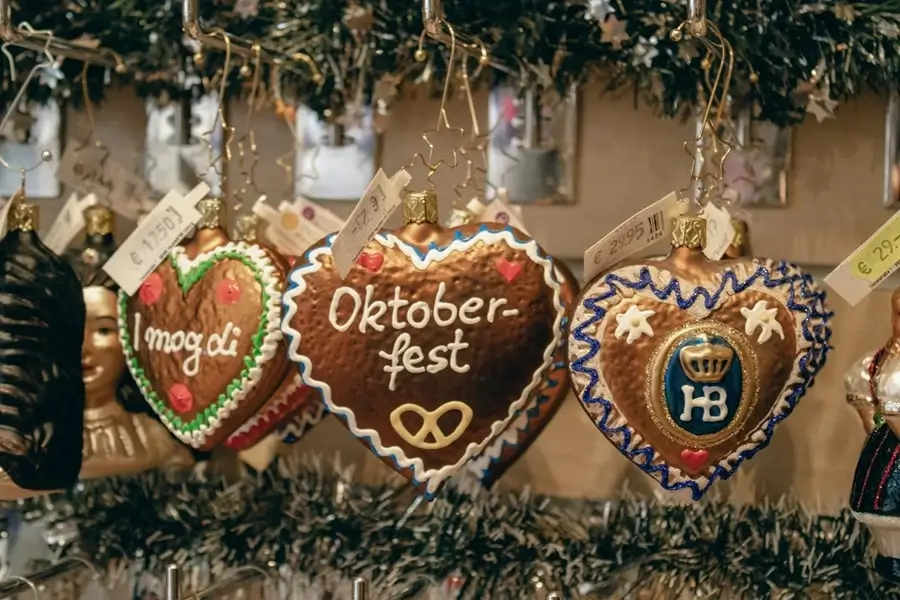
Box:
<box><xmin>233</xmin><ymin>43</ymin><xmax>263</xmax><ymax>215</ymax></box>
<box><xmin>0</xmin><ymin>33</ymin><xmax>58</xmax><ymax>192</ymax></box>
<box><xmin>408</xmin><ymin>20</ymin><xmax>464</xmax><ymax>191</ymax></box>
<box><xmin>199</xmin><ymin>30</ymin><xmax>237</xmax><ymax>198</ymax></box>
<box><xmin>671</xmin><ymin>14</ymin><xmax>734</xmax><ymax>208</ymax></box>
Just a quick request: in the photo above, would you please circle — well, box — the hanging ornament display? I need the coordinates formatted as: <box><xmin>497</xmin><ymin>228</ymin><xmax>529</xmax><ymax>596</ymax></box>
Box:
<box><xmin>224</xmin><ymin>215</ymin><xmax>321</xmax><ymax>451</ymax></box>
<box><xmin>568</xmin><ymin>215</ymin><xmax>832</xmax><ymax>499</ymax></box>
<box><xmin>119</xmin><ymin>198</ymin><xmax>292</xmax><ymax>450</ymax></box>
<box><xmin>281</xmin><ymin>191</ymin><xmax>566</xmax><ymax>497</ymax></box>
<box><xmin>451</xmin><ymin>201</ymin><xmax>579</xmax><ymax>488</ymax></box>
<box><xmin>0</xmin><ymin>193</ymin><xmax>86</xmax><ymax>494</ymax></box>
<box><xmin>850</xmin><ymin>290</ymin><xmax>900</xmax><ymax>582</ymax></box>
<box><xmin>64</xmin><ymin>205</ymin><xmax>193</xmax><ymax>478</ymax></box>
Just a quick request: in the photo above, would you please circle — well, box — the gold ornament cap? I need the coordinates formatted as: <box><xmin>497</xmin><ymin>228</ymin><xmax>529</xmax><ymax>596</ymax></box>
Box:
<box><xmin>196</xmin><ymin>197</ymin><xmax>227</xmax><ymax>230</ymax></box>
<box><xmin>235</xmin><ymin>214</ymin><xmax>261</xmax><ymax>242</ymax></box>
<box><xmin>84</xmin><ymin>205</ymin><xmax>115</xmax><ymax>237</ymax></box>
<box><xmin>404</xmin><ymin>190</ymin><xmax>439</xmax><ymax>225</ymax></box>
<box><xmin>8</xmin><ymin>197</ymin><xmax>38</xmax><ymax>233</ymax></box>
<box><xmin>671</xmin><ymin>216</ymin><xmax>706</xmax><ymax>250</ymax></box>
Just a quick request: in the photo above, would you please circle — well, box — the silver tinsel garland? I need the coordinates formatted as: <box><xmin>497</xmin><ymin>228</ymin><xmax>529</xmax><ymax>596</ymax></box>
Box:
<box><xmin>4</xmin><ymin>457</ymin><xmax>899</xmax><ymax>599</ymax></box>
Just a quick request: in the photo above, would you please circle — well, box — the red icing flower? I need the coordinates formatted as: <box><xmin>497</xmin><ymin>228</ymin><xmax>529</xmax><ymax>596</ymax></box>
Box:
<box><xmin>167</xmin><ymin>383</ymin><xmax>194</xmax><ymax>414</ymax></box>
<box><xmin>216</xmin><ymin>279</ymin><xmax>242</xmax><ymax>304</ymax></box>
<box><xmin>139</xmin><ymin>272</ymin><xmax>163</xmax><ymax>305</ymax></box>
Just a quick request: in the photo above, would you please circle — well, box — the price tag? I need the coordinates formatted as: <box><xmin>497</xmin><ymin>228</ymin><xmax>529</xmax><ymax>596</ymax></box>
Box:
<box><xmin>254</xmin><ymin>198</ymin><xmax>330</xmax><ymax>255</ymax></box>
<box><xmin>825</xmin><ymin>210</ymin><xmax>900</xmax><ymax>306</ymax></box>
<box><xmin>57</xmin><ymin>144</ymin><xmax>151</xmax><ymax>222</ymax></box>
<box><xmin>288</xmin><ymin>196</ymin><xmax>346</xmax><ymax>235</ymax></box>
<box><xmin>702</xmin><ymin>203</ymin><xmax>736</xmax><ymax>260</ymax></box>
<box><xmin>477</xmin><ymin>198</ymin><xmax>530</xmax><ymax>234</ymax></box>
<box><xmin>583</xmin><ymin>192</ymin><xmax>688</xmax><ymax>281</ymax></box>
<box><xmin>102</xmin><ymin>183</ymin><xmax>209</xmax><ymax>295</ymax></box>
<box><xmin>331</xmin><ymin>168</ymin><xmax>411</xmax><ymax>279</ymax></box>
<box><xmin>44</xmin><ymin>193</ymin><xmax>99</xmax><ymax>254</ymax></box>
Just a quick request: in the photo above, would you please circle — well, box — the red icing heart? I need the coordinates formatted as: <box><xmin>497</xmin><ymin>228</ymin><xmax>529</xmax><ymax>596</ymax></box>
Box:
<box><xmin>680</xmin><ymin>448</ymin><xmax>710</xmax><ymax>472</ymax></box>
<box><xmin>358</xmin><ymin>252</ymin><xmax>384</xmax><ymax>273</ymax></box>
<box><xmin>167</xmin><ymin>383</ymin><xmax>194</xmax><ymax>414</ymax></box>
<box><xmin>216</xmin><ymin>279</ymin><xmax>242</xmax><ymax>304</ymax></box>
<box><xmin>495</xmin><ymin>258</ymin><xmax>523</xmax><ymax>283</ymax></box>
<box><xmin>139</xmin><ymin>273</ymin><xmax>164</xmax><ymax>305</ymax></box>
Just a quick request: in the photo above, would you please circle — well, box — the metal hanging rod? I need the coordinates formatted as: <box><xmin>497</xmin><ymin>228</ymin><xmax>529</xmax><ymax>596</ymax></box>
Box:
<box><xmin>421</xmin><ymin>0</ymin><xmax>509</xmax><ymax>74</ymax></box>
<box><xmin>0</xmin><ymin>0</ymin><xmax>125</xmax><ymax>70</ymax></box>
<box><xmin>0</xmin><ymin>560</ymin><xmax>88</xmax><ymax>598</ymax></box>
<box><xmin>185</xmin><ymin>567</ymin><xmax>268</xmax><ymax>599</ymax></box>
<box><xmin>182</xmin><ymin>0</ymin><xmax>320</xmax><ymax>81</ymax></box>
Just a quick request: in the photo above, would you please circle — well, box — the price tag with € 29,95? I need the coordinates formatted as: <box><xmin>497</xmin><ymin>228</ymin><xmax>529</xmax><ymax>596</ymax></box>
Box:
<box><xmin>331</xmin><ymin>168</ymin><xmax>411</xmax><ymax>279</ymax></box>
<box><xmin>102</xmin><ymin>183</ymin><xmax>209</xmax><ymax>296</ymax></box>
<box><xmin>825</xmin><ymin>210</ymin><xmax>900</xmax><ymax>306</ymax></box>
<box><xmin>582</xmin><ymin>192</ymin><xmax>688</xmax><ymax>281</ymax></box>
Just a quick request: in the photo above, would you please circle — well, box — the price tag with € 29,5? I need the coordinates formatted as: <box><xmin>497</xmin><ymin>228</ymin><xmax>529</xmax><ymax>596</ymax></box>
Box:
<box><xmin>582</xmin><ymin>192</ymin><xmax>688</xmax><ymax>281</ymax></box>
<box><xmin>825</xmin><ymin>210</ymin><xmax>900</xmax><ymax>306</ymax></box>
<box><xmin>331</xmin><ymin>168</ymin><xmax>411</xmax><ymax>279</ymax></box>
<box><xmin>102</xmin><ymin>183</ymin><xmax>209</xmax><ymax>296</ymax></box>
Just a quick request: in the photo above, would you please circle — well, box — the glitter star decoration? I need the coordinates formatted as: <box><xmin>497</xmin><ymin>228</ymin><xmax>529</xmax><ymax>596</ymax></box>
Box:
<box><xmin>454</xmin><ymin>129</ymin><xmax>490</xmax><ymax>203</ymax></box>
<box><xmin>684</xmin><ymin>119</ymin><xmax>732</xmax><ymax>201</ymax></box>
<box><xmin>600</xmin><ymin>15</ymin><xmax>630</xmax><ymax>50</ymax></box>
<box><xmin>201</xmin><ymin>106</ymin><xmax>236</xmax><ymax>183</ymax></box>
<box><xmin>420</xmin><ymin>109</ymin><xmax>465</xmax><ymax>172</ymax></box>
<box><xmin>585</xmin><ymin>0</ymin><xmax>614</xmax><ymax>23</ymax></box>
<box><xmin>807</xmin><ymin>91</ymin><xmax>838</xmax><ymax>123</ymax></box>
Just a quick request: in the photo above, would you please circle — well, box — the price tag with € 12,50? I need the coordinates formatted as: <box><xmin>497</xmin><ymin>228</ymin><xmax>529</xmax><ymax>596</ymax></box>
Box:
<box><xmin>582</xmin><ymin>192</ymin><xmax>688</xmax><ymax>281</ymax></box>
<box><xmin>825</xmin><ymin>211</ymin><xmax>900</xmax><ymax>306</ymax></box>
<box><xmin>102</xmin><ymin>183</ymin><xmax>209</xmax><ymax>296</ymax></box>
<box><xmin>331</xmin><ymin>168</ymin><xmax>411</xmax><ymax>279</ymax></box>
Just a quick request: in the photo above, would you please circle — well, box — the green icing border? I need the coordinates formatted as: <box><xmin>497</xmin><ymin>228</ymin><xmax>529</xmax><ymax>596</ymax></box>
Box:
<box><xmin>118</xmin><ymin>248</ymin><xmax>272</xmax><ymax>437</ymax></box>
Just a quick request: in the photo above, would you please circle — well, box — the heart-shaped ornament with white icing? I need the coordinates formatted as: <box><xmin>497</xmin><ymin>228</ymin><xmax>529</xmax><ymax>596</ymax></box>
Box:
<box><xmin>568</xmin><ymin>216</ymin><xmax>832</xmax><ymax>499</ymax></box>
<box><xmin>119</xmin><ymin>239</ymin><xmax>291</xmax><ymax>450</ymax></box>
<box><xmin>466</xmin><ymin>260</ymin><xmax>579</xmax><ymax>488</ymax></box>
<box><xmin>282</xmin><ymin>191</ymin><xmax>566</xmax><ymax>497</ymax></box>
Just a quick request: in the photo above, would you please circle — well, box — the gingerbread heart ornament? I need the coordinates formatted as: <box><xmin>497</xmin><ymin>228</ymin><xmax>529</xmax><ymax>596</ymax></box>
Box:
<box><xmin>568</xmin><ymin>216</ymin><xmax>832</xmax><ymax>499</ymax></box>
<box><xmin>282</xmin><ymin>191</ymin><xmax>565</xmax><ymax>497</ymax></box>
<box><xmin>466</xmin><ymin>260</ymin><xmax>579</xmax><ymax>488</ymax></box>
<box><xmin>119</xmin><ymin>239</ymin><xmax>291</xmax><ymax>450</ymax></box>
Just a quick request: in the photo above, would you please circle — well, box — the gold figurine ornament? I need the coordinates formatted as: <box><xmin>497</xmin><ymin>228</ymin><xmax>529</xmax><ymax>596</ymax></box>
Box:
<box><xmin>66</xmin><ymin>205</ymin><xmax>193</xmax><ymax>479</ymax></box>
<box><xmin>850</xmin><ymin>289</ymin><xmax>900</xmax><ymax>583</ymax></box>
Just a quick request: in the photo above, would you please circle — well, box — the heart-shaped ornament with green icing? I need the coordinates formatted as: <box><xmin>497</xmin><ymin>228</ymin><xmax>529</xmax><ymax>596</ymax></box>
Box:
<box><xmin>119</xmin><ymin>239</ymin><xmax>290</xmax><ymax>450</ymax></box>
<box><xmin>281</xmin><ymin>190</ymin><xmax>566</xmax><ymax>498</ymax></box>
<box><xmin>568</xmin><ymin>215</ymin><xmax>832</xmax><ymax>499</ymax></box>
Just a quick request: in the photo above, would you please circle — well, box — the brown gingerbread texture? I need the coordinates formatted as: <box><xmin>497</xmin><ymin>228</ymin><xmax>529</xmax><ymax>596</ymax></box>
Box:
<box><xmin>281</xmin><ymin>220</ymin><xmax>567</xmax><ymax>498</ymax></box>
<box><xmin>119</xmin><ymin>232</ymin><xmax>292</xmax><ymax>451</ymax></box>
<box><xmin>567</xmin><ymin>218</ymin><xmax>832</xmax><ymax>500</ymax></box>
<box><xmin>466</xmin><ymin>258</ymin><xmax>580</xmax><ymax>488</ymax></box>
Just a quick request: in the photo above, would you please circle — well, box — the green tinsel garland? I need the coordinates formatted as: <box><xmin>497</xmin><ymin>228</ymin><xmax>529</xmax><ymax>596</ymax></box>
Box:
<box><xmin>2</xmin><ymin>1</ymin><xmax>900</xmax><ymax>126</ymax></box>
<box><xmin>8</xmin><ymin>458</ymin><xmax>900</xmax><ymax>599</ymax></box>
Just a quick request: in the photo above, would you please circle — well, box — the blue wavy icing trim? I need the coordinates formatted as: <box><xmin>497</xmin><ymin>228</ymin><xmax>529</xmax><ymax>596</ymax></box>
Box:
<box><xmin>283</xmin><ymin>225</ymin><xmax>565</xmax><ymax>500</ymax></box>
<box><xmin>570</xmin><ymin>261</ymin><xmax>833</xmax><ymax>500</ymax></box>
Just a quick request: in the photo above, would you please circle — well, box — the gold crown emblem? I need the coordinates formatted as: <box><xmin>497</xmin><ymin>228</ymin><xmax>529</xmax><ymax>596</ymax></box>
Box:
<box><xmin>679</xmin><ymin>336</ymin><xmax>734</xmax><ymax>383</ymax></box>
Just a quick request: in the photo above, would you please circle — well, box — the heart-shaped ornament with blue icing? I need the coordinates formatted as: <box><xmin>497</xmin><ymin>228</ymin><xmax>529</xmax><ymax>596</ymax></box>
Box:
<box><xmin>568</xmin><ymin>216</ymin><xmax>832</xmax><ymax>499</ymax></box>
<box><xmin>281</xmin><ymin>191</ymin><xmax>566</xmax><ymax>498</ymax></box>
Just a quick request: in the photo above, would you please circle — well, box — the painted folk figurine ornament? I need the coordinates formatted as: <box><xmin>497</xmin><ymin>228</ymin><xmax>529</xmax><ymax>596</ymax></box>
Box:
<box><xmin>850</xmin><ymin>291</ymin><xmax>900</xmax><ymax>582</ymax></box>
<box><xmin>0</xmin><ymin>195</ymin><xmax>85</xmax><ymax>495</ymax></box>
<box><xmin>120</xmin><ymin>198</ymin><xmax>292</xmax><ymax>450</ymax></box>
<box><xmin>282</xmin><ymin>190</ymin><xmax>566</xmax><ymax>497</ymax></box>
<box><xmin>224</xmin><ymin>215</ymin><xmax>322</xmax><ymax>451</ymax></box>
<box><xmin>569</xmin><ymin>215</ymin><xmax>832</xmax><ymax>499</ymax></box>
<box><xmin>65</xmin><ymin>205</ymin><xmax>193</xmax><ymax>478</ymax></box>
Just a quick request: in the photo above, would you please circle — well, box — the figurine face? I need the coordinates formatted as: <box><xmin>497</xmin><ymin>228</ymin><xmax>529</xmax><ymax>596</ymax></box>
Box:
<box><xmin>82</xmin><ymin>286</ymin><xmax>125</xmax><ymax>401</ymax></box>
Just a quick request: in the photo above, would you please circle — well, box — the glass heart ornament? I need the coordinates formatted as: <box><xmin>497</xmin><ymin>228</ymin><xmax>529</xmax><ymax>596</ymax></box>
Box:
<box><xmin>281</xmin><ymin>190</ymin><xmax>567</xmax><ymax>498</ymax></box>
<box><xmin>568</xmin><ymin>215</ymin><xmax>832</xmax><ymax>499</ymax></box>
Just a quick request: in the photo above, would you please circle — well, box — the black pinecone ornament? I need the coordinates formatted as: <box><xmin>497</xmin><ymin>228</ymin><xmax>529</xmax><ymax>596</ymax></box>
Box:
<box><xmin>0</xmin><ymin>193</ymin><xmax>85</xmax><ymax>490</ymax></box>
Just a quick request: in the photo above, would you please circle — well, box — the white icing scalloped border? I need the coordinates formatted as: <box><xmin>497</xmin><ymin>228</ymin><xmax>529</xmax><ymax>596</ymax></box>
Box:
<box><xmin>280</xmin><ymin>402</ymin><xmax>327</xmax><ymax>441</ymax></box>
<box><xmin>281</xmin><ymin>227</ymin><xmax>565</xmax><ymax>496</ymax></box>
<box><xmin>118</xmin><ymin>241</ymin><xmax>284</xmax><ymax>449</ymax></box>
<box><xmin>568</xmin><ymin>260</ymin><xmax>826</xmax><ymax>490</ymax></box>
<box><xmin>227</xmin><ymin>374</ymin><xmax>304</xmax><ymax>439</ymax></box>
